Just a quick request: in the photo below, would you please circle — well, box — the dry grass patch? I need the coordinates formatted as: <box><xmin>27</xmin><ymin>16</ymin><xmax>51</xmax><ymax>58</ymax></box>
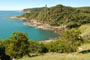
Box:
<box><xmin>18</xmin><ymin>52</ymin><xmax>90</xmax><ymax>60</ymax></box>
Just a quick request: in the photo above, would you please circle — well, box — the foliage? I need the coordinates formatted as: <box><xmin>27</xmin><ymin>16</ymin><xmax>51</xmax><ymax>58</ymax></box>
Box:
<box><xmin>4</xmin><ymin>32</ymin><xmax>30</xmax><ymax>59</ymax></box>
<box><xmin>46</xmin><ymin>30</ymin><xmax>83</xmax><ymax>53</ymax></box>
<box><xmin>0</xmin><ymin>40</ymin><xmax>12</xmax><ymax>60</ymax></box>
<box><xmin>82</xmin><ymin>38</ymin><xmax>90</xmax><ymax>43</ymax></box>
<box><xmin>29</xmin><ymin>41</ymin><xmax>48</xmax><ymax>53</ymax></box>
<box><xmin>0</xmin><ymin>30</ymin><xmax>88</xmax><ymax>59</ymax></box>
<box><xmin>0</xmin><ymin>40</ymin><xmax>4</xmax><ymax>56</ymax></box>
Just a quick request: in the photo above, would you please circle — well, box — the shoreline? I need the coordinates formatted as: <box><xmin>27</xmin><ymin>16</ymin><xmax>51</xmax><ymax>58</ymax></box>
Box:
<box><xmin>25</xmin><ymin>19</ymin><xmax>67</xmax><ymax>33</ymax></box>
<box><xmin>10</xmin><ymin>16</ymin><xmax>67</xmax><ymax>33</ymax></box>
<box><xmin>10</xmin><ymin>16</ymin><xmax>67</xmax><ymax>42</ymax></box>
<box><xmin>10</xmin><ymin>16</ymin><xmax>27</xmax><ymax>21</ymax></box>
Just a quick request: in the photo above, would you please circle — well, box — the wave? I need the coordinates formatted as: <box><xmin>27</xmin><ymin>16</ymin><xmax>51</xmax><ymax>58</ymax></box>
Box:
<box><xmin>23</xmin><ymin>22</ymin><xmax>38</xmax><ymax>29</ymax></box>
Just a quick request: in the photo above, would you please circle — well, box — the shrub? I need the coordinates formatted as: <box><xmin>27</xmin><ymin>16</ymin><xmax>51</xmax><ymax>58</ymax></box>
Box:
<box><xmin>0</xmin><ymin>40</ymin><xmax>12</xmax><ymax>60</ymax></box>
<box><xmin>46</xmin><ymin>30</ymin><xmax>83</xmax><ymax>53</ymax></box>
<box><xmin>4</xmin><ymin>32</ymin><xmax>30</xmax><ymax>59</ymax></box>
<box><xmin>83</xmin><ymin>38</ymin><xmax>90</xmax><ymax>43</ymax></box>
<box><xmin>29</xmin><ymin>41</ymin><xmax>48</xmax><ymax>54</ymax></box>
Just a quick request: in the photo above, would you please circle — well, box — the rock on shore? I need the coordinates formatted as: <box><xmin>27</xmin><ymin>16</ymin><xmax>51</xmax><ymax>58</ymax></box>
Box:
<box><xmin>10</xmin><ymin>16</ymin><xmax>27</xmax><ymax>21</ymax></box>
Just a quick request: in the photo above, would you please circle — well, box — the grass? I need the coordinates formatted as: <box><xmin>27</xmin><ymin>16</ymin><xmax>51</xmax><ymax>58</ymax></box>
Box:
<box><xmin>80</xmin><ymin>44</ymin><xmax>90</xmax><ymax>50</ymax></box>
<box><xmin>18</xmin><ymin>52</ymin><xmax>90</xmax><ymax>60</ymax></box>
<box><xmin>18</xmin><ymin>44</ymin><xmax>90</xmax><ymax>60</ymax></box>
<box><xmin>78</xmin><ymin>24</ymin><xmax>90</xmax><ymax>36</ymax></box>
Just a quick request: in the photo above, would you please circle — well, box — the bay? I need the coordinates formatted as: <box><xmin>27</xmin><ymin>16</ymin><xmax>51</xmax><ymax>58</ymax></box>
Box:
<box><xmin>0</xmin><ymin>11</ymin><xmax>58</xmax><ymax>41</ymax></box>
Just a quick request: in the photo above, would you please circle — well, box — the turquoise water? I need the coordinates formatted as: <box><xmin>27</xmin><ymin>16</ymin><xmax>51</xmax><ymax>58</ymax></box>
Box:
<box><xmin>0</xmin><ymin>11</ymin><xmax>58</xmax><ymax>41</ymax></box>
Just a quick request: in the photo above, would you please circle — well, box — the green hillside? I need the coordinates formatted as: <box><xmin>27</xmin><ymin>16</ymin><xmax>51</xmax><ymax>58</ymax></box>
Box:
<box><xmin>22</xmin><ymin>5</ymin><xmax>90</xmax><ymax>28</ymax></box>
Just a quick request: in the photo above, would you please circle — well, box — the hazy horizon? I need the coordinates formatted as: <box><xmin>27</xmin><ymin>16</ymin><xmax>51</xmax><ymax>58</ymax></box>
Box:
<box><xmin>0</xmin><ymin>0</ymin><xmax>90</xmax><ymax>10</ymax></box>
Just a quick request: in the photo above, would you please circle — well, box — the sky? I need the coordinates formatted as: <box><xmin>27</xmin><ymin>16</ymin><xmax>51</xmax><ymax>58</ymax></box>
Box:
<box><xmin>0</xmin><ymin>0</ymin><xmax>90</xmax><ymax>10</ymax></box>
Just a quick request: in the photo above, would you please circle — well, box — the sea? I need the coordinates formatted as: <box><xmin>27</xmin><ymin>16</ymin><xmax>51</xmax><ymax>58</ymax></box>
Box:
<box><xmin>0</xmin><ymin>11</ymin><xmax>58</xmax><ymax>41</ymax></box>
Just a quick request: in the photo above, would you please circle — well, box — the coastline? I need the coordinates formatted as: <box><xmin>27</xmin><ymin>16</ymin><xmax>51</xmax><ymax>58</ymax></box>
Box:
<box><xmin>10</xmin><ymin>16</ymin><xmax>67</xmax><ymax>33</ymax></box>
<box><xmin>10</xmin><ymin>16</ymin><xmax>27</xmax><ymax>21</ymax></box>
<box><xmin>24</xmin><ymin>19</ymin><xmax>67</xmax><ymax>33</ymax></box>
<box><xmin>10</xmin><ymin>16</ymin><xmax>67</xmax><ymax>42</ymax></box>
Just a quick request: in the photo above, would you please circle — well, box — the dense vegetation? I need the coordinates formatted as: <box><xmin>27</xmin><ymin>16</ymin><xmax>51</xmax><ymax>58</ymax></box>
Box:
<box><xmin>46</xmin><ymin>30</ymin><xmax>83</xmax><ymax>53</ymax></box>
<box><xmin>0</xmin><ymin>30</ymin><xmax>88</xmax><ymax>60</ymax></box>
<box><xmin>22</xmin><ymin>5</ymin><xmax>90</xmax><ymax>29</ymax></box>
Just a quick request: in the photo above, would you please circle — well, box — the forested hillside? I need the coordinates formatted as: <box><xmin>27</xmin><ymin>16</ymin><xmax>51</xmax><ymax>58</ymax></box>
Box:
<box><xmin>22</xmin><ymin>5</ymin><xmax>90</xmax><ymax>28</ymax></box>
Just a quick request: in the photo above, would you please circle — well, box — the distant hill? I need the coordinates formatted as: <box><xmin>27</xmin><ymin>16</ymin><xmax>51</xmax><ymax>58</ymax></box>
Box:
<box><xmin>22</xmin><ymin>5</ymin><xmax>90</xmax><ymax>29</ymax></box>
<box><xmin>77</xmin><ymin>7</ymin><xmax>90</xmax><ymax>12</ymax></box>
<box><xmin>23</xmin><ymin>7</ymin><xmax>45</xmax><ymax>13</ymax></box>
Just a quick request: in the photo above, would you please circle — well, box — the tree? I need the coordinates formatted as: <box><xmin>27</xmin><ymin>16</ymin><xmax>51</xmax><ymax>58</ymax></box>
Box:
<box><xmin>0</xmin><ymin>40</ymin><xmax>11</xmax><ymax>60</ymax></box>
<box><xmin>5</xmin><ymin>32</ymin><xmax>30</xmax><ymax>59</ymax></box>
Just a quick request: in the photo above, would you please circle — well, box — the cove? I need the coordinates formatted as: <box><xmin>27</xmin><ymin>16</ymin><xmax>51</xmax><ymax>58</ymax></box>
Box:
<box><xmin>0</xmin><ymin>11</ymin><xmax>58</xmax><ymax>41</ymax></box>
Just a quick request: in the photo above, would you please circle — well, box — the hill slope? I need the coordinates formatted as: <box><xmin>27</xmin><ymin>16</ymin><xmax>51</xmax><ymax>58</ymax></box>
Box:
<box><xmin>19</xmin><ymin>52</ymin><xmax>90</xmax><ymax>60</ymax></box>
<box><xmin>22</xmin><ymin>5</ymin><xmax>90</xmax><ymax>29</ymax></box>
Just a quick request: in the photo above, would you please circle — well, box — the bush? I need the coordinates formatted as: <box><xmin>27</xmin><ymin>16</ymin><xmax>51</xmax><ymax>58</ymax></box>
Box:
<box><xmin>4</xmin><ymin>32</ymin><xmax>30</xmax><ymax>59</ymax></box>
<box><xmin>29</xmin><ymin>41</ymin><xmax>48</xmax><ymax>54</ymax></box>
<box><xmin>83</xmin><ymin>38</ymin><xmax>90</xmax><ymax>43</ymax></box>
<box><xmin>46</xmin><ymin>30</ymin><xmax>83</xmax><ymax>53</ymax></box>
<box><xmin>0</xmin><ymin>40</ymin><xmax>11</xmax><ymax>60</ymax></box>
